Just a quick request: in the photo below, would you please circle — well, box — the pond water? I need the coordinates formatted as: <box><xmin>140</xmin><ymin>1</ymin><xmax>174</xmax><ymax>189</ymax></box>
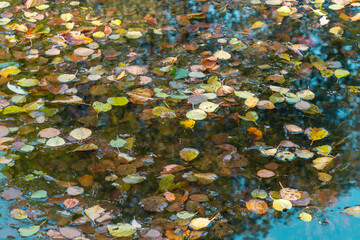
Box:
<box><xmin>0</xmin><ymin>0</ymin><xmax>359</xmax><ymax>239</ymax></box>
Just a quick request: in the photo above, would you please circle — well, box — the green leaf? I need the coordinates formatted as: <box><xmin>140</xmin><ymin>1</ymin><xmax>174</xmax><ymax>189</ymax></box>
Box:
<box><xmin>107</xmin><ymin>223</ymin><xmax>136</xmax><ymax>237</ymax></box>
<box><xmin>18</xmin><ymin>225</ymin><xmax>40</xmax><ymax>237</ymax></box>
<box><xmin>30</xmin><ymin>190</ymin><xmax>47</xmax><ymax>199</ymax></box>
<box><xmin>93</xmin><ymin>101</ymin><xmax>112</xmax><ymax>113</ymax></box>
<box><xmin>107</xmin><ymin>97</ymin><xmax>129</xmax><ymax>106</ymax></box>
<box><xmin>159</xmin><ymin>174</ymin><xmax>175</xmax><ymax>191</ymax></box>
<box><xmin>334</xmin><ymin>69</ymin><xmax>350</xmax><ymax>78</ymax></box>
<box><xmin>240</xmin><ymin>111</ymin><xmax>259</xmax><ymax>123</ymax></box>
<box><xmin>110</xmin><ymin>138</ymin><xmax>127</xmax><ymax>148</ymax></box>
<box><xmin>170</xmin><ymin>67</ymin><xmax>189</xmax><ymax>79</ymax></box>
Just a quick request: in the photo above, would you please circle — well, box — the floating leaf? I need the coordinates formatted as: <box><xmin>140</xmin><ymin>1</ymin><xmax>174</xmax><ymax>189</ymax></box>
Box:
<box><xmin>307</xmin><ymin>127</ymin><xmax>329</xmax><ymax>142</ymax></box>
<box><xmin>30</xmin><ymin>190</ymin><xmax>47</xmax><ymax>199</ymax></box>
<box><xmin>189</xmin><ymin>217</ymin><xmax>211</xmax><ymax>230</ymax></box>
<box><xmin>85</xmin><ymin>205</ymin><xmax>105</xmax><ymax>222</ymax></box>
<box><xmin>63</xmin><ymin>198</ymin><xmax>80</xmax><ymax>209</ymax></box>
<box><xmin>247</xmin><ymin>127</ymin><xmax>262</xmax><ymax>140</ymax></box>
<box><xmin>251</xmin><ymin>189</ymin><xmax>268</xmax><ymax>199</ymax></box>
<box><xmin>318</xmin><ymin>172</ymin><xmax>332</xmax><ymax>182</ymax></box>
<box><xmin>186</xmin><ymin>109</ymin><xmax>207</xmax><ymax>120</ymax></box>
<box><xmin>299</xmin><ymin>212</ymin><xmax>312</xmax><ymax>222</ymax></box>
<box><xmin>170</xmin><ymin>67</ymin><xmax>189</xmax><ymax>79</ymax></box>
<box><xmin>245</xmin><ymin>96</ymin><xmax>259</xmax><ymax>108</ymax></box>
<box><xmin>343</xmin><ymin>206</ymin><xmax>360</xmax><ymax>218</ymax></box>
<box><xmin>110</xmin><ymin>138</ymin><xmax>127</xmax><ymax>148</ymax></box>
<box><xmin>257</xmin><ymin>169</ymin><xmax>275</xmax><ymax>178</ymax></box>
<box><xmin>10</xmin><ymin>209</ymin><xmax>28</xmax><ymax>220</ymax></box>
<box><xmin>159</xmin><ymin>174</ymin><xmax>175</xmax><ymax>191</ymax></box>
<box><xmin>273</xmin><ymin>199</ymin><xmax>292</xmax><ymax>211</ymax></box>
<box><xmin>67</xmin><ymin>186</ymin><xmax>84</xmax><ymax>196</ymax></box>
<box><xmin>334</xmin><ymin>69</ymin><xmax>350</xmax><ymax>79</ymax></box>
<box><xmin>73</xmin><ymin>47</ymin><xmax>94</xmax><ymax>57</ymax></box>
<box><xmin>122</xmin><ymin>174</ymin><xmax>145</xmax><ymax>184</ymax></box>
<box><xmin>125</xmin><ymin>31</ymin><xmax>143</xmax><ymax>39</ymax></box>
<box><xmin>246</xmin><ymin>199</ymin><xmax>268</xmax><ymax>214</ymax></box>
<box><xmin>193</xmin><ymin>173</ymin><xmax>218</xmax><ymax>185</ymax></box>
<box><xmin>108</xmin><ymin>223</ymin><xmax>136</xmax><ymax>237</ymax></box>
<box><xmin>18</xmin><ymin>225</ymin><xmax>40</xmax><ymax>237</ymax></box>
<box><xmin>46</xmin><ymin>137</ymin><xmax>65</xmax><ymax>147</ymax></box>
<box><xmin>69</xmin><ymin>127</ymin><xmax>92</xmax><ymax>141</ymax></box>
<box><xmin>7</xmin><ymin>82</ymin><xmax>27</xmax><ymax>95</ymax></box>
<box><xmin>313</xmin><ymin>157</ymin><xmax>333</xmax><ymax>170</ymax></box>
<box><xmin>107</xmin><ymin>97</ymin><xmax>129</xmax><ymax>106</ymax></box>
<box><xmin>199</xmin><ymin>102</ymin><xmax>219</xmax><ymax>113</ymax></box>
<box><xmin>240</xmin><ymin>111</ymin><xmax>258</xmax><ymax>123</ymax></box>
<box><xmin>280</xmin><ymin>188</ymin><xmax>301</xmax><ymax>201</ymax></box>
<box><xmin>179</xmin><ymin>148</ymin><xmax>199</xmax><ymax>161</ymax></box>
<box><xmin>213</xmin><ymin>50</ymin><xmax>231</xmax><ymax>60</ymax></box>
<box><xmin>93</xmin><ymin>101</ymin><xmax>112</xmax><ymax>113</ymax></box>
<box><xmin>0</xmin><ymin>66</ymin><xmax>20</xmax><ymax>77</ymax></box>
<box><xmin>276</xmin><ymin>151</ymin><xmax>295</xmax><ymax>161</ymax></box>
<box><xmin>38</xmin><ymin>128</ymin><xmax>60</xmax><ymax>138</ymax></box>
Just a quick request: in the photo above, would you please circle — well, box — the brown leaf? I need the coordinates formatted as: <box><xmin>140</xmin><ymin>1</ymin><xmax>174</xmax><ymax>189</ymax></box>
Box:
<box><xmin>246</xmin><ymin>199</ymin><xmax>268</xmax><ymax>214</ymax></box>
<box><xmin>78</xmin><ymin>174</ymin><xmax>94</xmax><ymax>187</ymax></box>
<box><xmin>257</xmin><ymin>169</ymin><xmax>275</xmax><ymax>178</ymax></box>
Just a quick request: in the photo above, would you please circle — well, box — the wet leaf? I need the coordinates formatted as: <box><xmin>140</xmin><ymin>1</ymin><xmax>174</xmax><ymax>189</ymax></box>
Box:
<box><xmin>313</xmin><ymin>157</ymin><xmax>334</xmax><ymax>170</ymax></box>
<box><xmin>30</xmin><ymin>190</ymin><xmax>47</xmax><ymax>199</ymax></box>
<box><xmin>257</xmin><ymin>169</ymin><xmax>275</xmax><ymax>178</ymax></box>
<box><xmin>93</xmin><ymin>101</ymin><xmax>112</xmax><ymax>113</ymax></box>
<box><xmin>299</xmin><ymin>212</ymin><xmax>312</xmax><ymax>222</ymax></box>
<box><xmin>199</xmin><ymin>102</ymin><xmax>219</xmax><ymax>113</ymax></box>
<box><xmin>108</xmin><ymin>223</ymin><xmax>136</xmax><ymax>237</ymax></box>
<box><xmin>240</xmin><ymin>111</ymin><xmax>258</xmax><ymax>123</ymax></box>
<box><xmin>193</xmin><ymin>173</ymin><xmax>218</xmax><ymax>185</ymax></box>
<box><xmin>107</xmin><ymin>97</ymin><xmax>129</xmax><ymax>106</ymax></box>
<box><xmin>46</xmin><ymin>136</ymin><xmax>65</xmax><ymax>147</ymax></box>
<box><xmin>334</xmin><ymin>69</ymin><xmax>350</xmax><ymax>78</ymax></box>
<box><xmin>213</xmin><ymin>50</ymin><xmax>231</xmax><ymax>60</ymax></box>
<box><xmin>63</xmin><ymin>198</ymin><xmax>80</xmax><ymax>209</ymax></box>
<box><xmin>318</xmin><ymin>172</ymin><xmax>332</xmax><ymax>182</ymax></box>
<box><xmin>110</xmin><ymin>137</ymin><xmax>127</xmax><ymax>148</ymax></box>
<box><xmin>307</xmin><ymin>127</ymin><xmax>329</xmax><ymax>142</ymax></box>
<box><xmin>69</xmin><ymin>127</ymin><xmax>92</xmax><ymax>141</ymax></box>
<box><xmin>245</xmin><ymin>96</ymin><xmax>259</xmax><ymax>108</ymax></box>
<box><xmin>189</xmin><ymin>217</ymin><xmax>211</xmax><ymax>230</ymax></box>
<box><xmin>179</xmin><ymin>148</ymin><xmax>199</xmax><ymax>161</ymax></box>
<box><xmin>273</xmin><ymin>199</ymin><xmax>292</xmax><ymax>211</ymax></box>
<box><xmin>10</xmin><ymin>209</ymin><xmax>28</xmax><ymax>220</ymax></box>
<box><xmin>280</xmin><ymin>188</ymin><xmax>301</xmax><ymax>201</ymax></box>
<box><xmin>247</xmin><ymin>127</ymin><xmax>262</xmax><ymax>140</ymax></box>
<box><xmin>251</xmin><ymin>189</ymin><xmax>268</xmax><ymax>199</ymax></box>
<box><xmin>246</xmin><ymin>199</ymin><xmax>268</xmax><ymax>214</ymax></box>
<box><xmin>18</xmin><ymin>225</ymin><xmax>40</xmax><ymax>237</ymax></box>
<box><xmin>159</xmin><ymin>174</ymin><xmax>175</xmax><ymax>191</ymax></box>
<box><xmin>186</xmin><ymin>109</ymin><xmax>207</xmax><ymax>120</ymax></box>
<box><xmin>343</xmin><ymin>206</ymin><xmax>360</xmax><ymax>217</ymax></box>
<box><xmin>85</xmin><ymin>205</ymin><xmax>105</xmax><ymax>222</ymax></box>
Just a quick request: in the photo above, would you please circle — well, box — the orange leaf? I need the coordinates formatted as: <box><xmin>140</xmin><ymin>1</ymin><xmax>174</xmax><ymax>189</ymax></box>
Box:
<box><xmin>247</xmin><ymin>127</ymin><xmax>263</xmax><ymax>140</ymax></box>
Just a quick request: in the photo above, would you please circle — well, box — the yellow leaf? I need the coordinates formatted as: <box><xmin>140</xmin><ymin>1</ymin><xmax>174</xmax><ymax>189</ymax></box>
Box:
<box><xmin>180</xmin><ymin>119</ymin><xmax>195</xmax><ymax>129</ymax></box>
<box><xmin>308</xmin><ymin>127</ymin><xmax>328</xmax><ymax>142</ymax></box>
<box><xmin>0</xmin><ymin>66</ymin><xmax>21</xmax><ymax>77</ymax></box>
<box><xmin>189</xmin><ymin>218</ymin><xmax>211</xmax><ymax>230</ymax></box>
<box><xmin>334</xmin><ymin>69</ymin><xmax>350</xmax><ymax>78</ymax></box>
<box><xmin>179</xmin><ymin>148</ymin><xmax>199</xmax><ymax>161</ymax></box>
<box><xmin>313</xmin><ymin>157</ymin><xmax>333</xmax><ymax>170</ymax></box>
<box><xmin>299</xmin><ymin>212</ymin><xmax>312</xmax><ymax>222</ymax></box>
<box><xmin>245</xmin><ymin>96</ymin><xmax>259</xmax><ymax>108</ymax></box>
<box><xmin>318</xmin><ymin>172</ymin><xmax>332</xmax><ymax>182</ymax></box>
<box><xmin>251</xmin><ymin>21</ymin><xmax>266</xmax><ymax>29</ymax></box>
<box><xmin>273</xmin><ymin>199</ymin><xmax>292</xmax><ymax>211</ymax></box>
